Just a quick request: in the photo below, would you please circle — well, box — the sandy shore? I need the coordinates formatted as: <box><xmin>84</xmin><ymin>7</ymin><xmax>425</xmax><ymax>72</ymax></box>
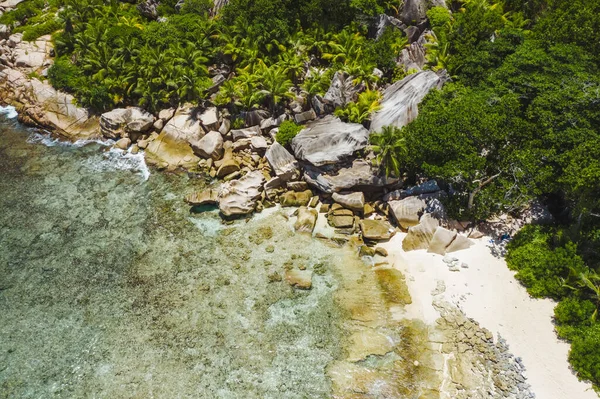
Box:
<box><xmin>380</xmin><ymin>233</ymin><xmax>598</xmax><ymax>399</ymax></box>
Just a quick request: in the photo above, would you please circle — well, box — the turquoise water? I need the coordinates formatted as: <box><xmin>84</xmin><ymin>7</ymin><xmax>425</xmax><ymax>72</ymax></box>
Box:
<box><xmin>0</xmin><ymin>113</ymin><xmax>353</xmax><ymax>398</ymax></box>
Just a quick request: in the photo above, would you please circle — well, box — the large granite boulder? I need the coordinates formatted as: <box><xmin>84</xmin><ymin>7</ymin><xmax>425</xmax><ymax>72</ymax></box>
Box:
<box><xmin>145</xmin><ymin>106</ymin><xmax>203</xmax><ymax>169</ymax></box>
<box><xmin>446</xmin><ymin>234</ymin><xmax>473</xmax><ymax>253</ymax></box>
<box><xmin>400</xmin><ymin>0</ymin><xmax>445</xmax><ymax>25</ymax></box>
<box><xmin>383</xmin><ymin>180</ymin><xmax>440</xmax><ymax>201</ymax></box>
<box><xmin>388</xmin><ymin>197</ymin><xmax>426</xmax><ymax>229</ymax></box>
<box><xmin>427</xmin><ymin>227</ymin><xmax>457</xmax><ymax>255</ymax></box>
<box><xmin>332</xmin><ymin>192</ymin><xmax>365</xmax><ymax>212</ymax></box>
<box><xmin>291</xmin><ymin>116</ymin><xmax>370</xmax><ymax>166</ymax></box>
<box><xmin>100</xmin><ymin>107</ymin><xmax>155</xmax><ymax>139</ymax></box>
<box><xmin>218</xmin><ymin>170</ymin><xmax>265</xmax><ymax>217</ymax></box>
<box><xmin>323</xmin><ymin>71</ymin><xmax>362</xmax><ymax>108</ymax></box>
<box><xmin>10</xmin><ymin>34</ymin><xmax>52</xmax><ymax>71</ymax></box>
<box><xmin>294</xmin><ymin>206</ymin><xmax>318</xmax><ymax>233</ymax></box>
<box><xmin>374</xmin><ymin>14</ymin><xmax>405</xmax><ymax>40</ymax></box>
<box><xmin>232</xmin><ymin>125</ymin><xmax>260</xmax><ymax>141</ymax></box>
<box><xmin>303</xmin><ymin>159</ymin><xmax>397</xmax><ymax>193</ymax></box>
<box><xmin>402</xmin><ymin>213</ymin><xmax>439</xmax><ymax>251</ymax></box>
<box><xmin>370</xmin><ymin>71</ymin><xmax>445</xmax><ymax>133</ymax></box>
<box><xmin>265</xmin><ymin>142</ymin><xmax>300</xmax><ymax>182</ymax></box>
<box><xmin>0</xmin><ymin>24</ymin><xmax>10</xmax><ymax>40</ymax></box>
<box><xmin>0</xmin><ymin>68</ymin><xmax>99</xmax><ymax>139</ymax></box>
<box><xmin>212</xmin><ymin>0</ymin><xmax>230</xmax><ymax>15</ymax></box>
<box><xmin>191</xmin><ymin>130</ymin><xmax>223</xmax><ymax>160</ymax></box>
<box><xmin>199</xmin><ymin>107</ymin><xmax>220</xmax><ymax>131</ymax></box>
<box><xmin>360</xmin><ymin>219</ymin><xmax>395</xmax><ymax>241</ymax></box>
<box><xmin>398</xmin><ymin>33</ymin><xmax>429</xmax><ymax>72</ymax></box>
<box><xmin>137</xmin><ymin>0</ymin><xmax>159</xmax><ymax>19</ymax></box>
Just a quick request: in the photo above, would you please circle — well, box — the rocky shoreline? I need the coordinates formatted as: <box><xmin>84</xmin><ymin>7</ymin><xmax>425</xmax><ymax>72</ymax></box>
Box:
<box><xmin>0</xmin><ymin>12</ymin><xmax>562</xmax><ymax>398</ymax></box>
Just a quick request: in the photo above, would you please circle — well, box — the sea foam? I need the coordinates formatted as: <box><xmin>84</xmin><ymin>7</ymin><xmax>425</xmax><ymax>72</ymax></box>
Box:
<box><xmin>0</xmin><ymin>105</ymin><xmax>18</xmax><ymax>119</ymax></box>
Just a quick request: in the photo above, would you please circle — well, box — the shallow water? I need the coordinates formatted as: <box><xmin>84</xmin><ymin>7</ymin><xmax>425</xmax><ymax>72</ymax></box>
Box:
<box><xmin>0</xmin><ymin>116</ymin><xmax>360</xmax><ymax>398</ymax></box>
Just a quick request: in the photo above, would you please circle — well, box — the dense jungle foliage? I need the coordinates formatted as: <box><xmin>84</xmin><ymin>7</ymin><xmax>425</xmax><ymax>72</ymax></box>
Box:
<box><xmin>2</xmin><ymin>0</ymin><xmax>600</xmax><ymax>388</ymax></box>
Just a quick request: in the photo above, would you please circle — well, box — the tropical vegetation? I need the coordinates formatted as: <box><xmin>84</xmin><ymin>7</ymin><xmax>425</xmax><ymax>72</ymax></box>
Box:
<box><xmin>3</xmin><ymin>0</ymin><xmax>600</xmax><ymax>389</ymax></box>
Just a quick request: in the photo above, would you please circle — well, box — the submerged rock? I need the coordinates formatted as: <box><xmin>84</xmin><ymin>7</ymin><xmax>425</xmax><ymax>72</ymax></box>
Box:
<box><xmin>285</xmin><ymin>269</ymin><xmax>313</xmax><ymax>290</ymax></box>
<box><xmin>291</xmin><ymin>116</ymin><xmax>370</xmax><ymax>166</ymax></box>
<box><xmin>218</xmin><ymin>170</ymin><xmax>265</xmax><ymax>217</ymax></box>
<box><xmin>370</xmin><ymin>71</ymin><xmax>445</xmax><ymax>133</ymax></box>
<box><xmin>184</xmin><ymin>189</ymin><xmax>219</xmax><ymax>206</ymax></box>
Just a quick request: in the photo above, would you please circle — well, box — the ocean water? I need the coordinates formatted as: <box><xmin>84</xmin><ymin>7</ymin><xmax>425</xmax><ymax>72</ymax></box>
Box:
<box><xmin>0</xmin><ymin>113</ymin><xmax>354</xmax><ymax>398</ymax></box>
<box><xmin>0</xmin><ymin>113</ymin><xmax>433</xmax><ymax>399</ymax></box>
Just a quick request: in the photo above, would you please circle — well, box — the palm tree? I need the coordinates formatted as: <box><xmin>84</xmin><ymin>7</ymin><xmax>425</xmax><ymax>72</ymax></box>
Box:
<box><xmin>257</xmin><ymin>63</ymin><xmax>294</xmax><ymax>112</ymax></box>
<box><xmin>278</xmin><ymin>52</ymin><xmax>307</xmax><ymax>83</ymax></box>
<box><xmin>323</xmin><ymin>29</ymin><xmax>364</xmax><ymax>65</ymax></box>
<box><xmin>564</xmin><ymin>268</ymin><xmax>600</xmax><ymax>322</ymax></box>
<box><xmin>334</xmin><ymin>89</ymin><xmax>382</xmax><ymax>124</ymax></box>
<box><xmin>369</xmin><ymin>125</ymin><xmax>407</xmax><ymax>177</ymax></box>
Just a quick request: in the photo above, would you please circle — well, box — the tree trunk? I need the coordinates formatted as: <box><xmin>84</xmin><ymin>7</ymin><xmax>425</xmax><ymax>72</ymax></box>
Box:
<box><xmin>468</xmin><ymin>172</ymin><xmax>501</xmax><ymax>210</ymax></box>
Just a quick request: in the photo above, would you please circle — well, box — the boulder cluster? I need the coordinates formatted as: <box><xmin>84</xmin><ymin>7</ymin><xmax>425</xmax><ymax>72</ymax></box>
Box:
<box><xmin>0</xmin><ymin>4</ymin><xmax>474</xmax><ymax>255</ymax></box>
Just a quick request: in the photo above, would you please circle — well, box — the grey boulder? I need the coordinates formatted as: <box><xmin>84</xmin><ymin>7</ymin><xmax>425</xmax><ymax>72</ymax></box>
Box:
<box><xmin>100</xmin><ymin>107</ymin><xmax>155</xmax><ymax>139</ymax></box>
<box><xmin>218</xmin><ymin>170</ymin><xmax>266</xmax><ymax>217</ymax></box>
<box><xmin>265</xmin><ymin>142</ymin><xmax>300</xmax><ymax>182</ymax></box>
<box><xmin>291</xmin><ymin>116</ymin><xmax>369</xmax><ymax>166</ymax></box>
<box><xmin>191</xmin><ymin>131</ymin><xmax>223</xmax><ymax>160</ymax></box>
<box><xmin>388</xmin><ymin>196</ymin><xmax>426</xmax><ymax>229</ymax></box>
<box><xmin>303</xmin><ymin>159</ymin><xmax>397</xmax><ymax>193</ymax></box>
<box><xmin>332</xmin><ymin>192</ymin><xmax>365</xmax><ymax>212</ymax></box>
<box><xmin>370</xmin><ymin>71</ymin><xmax>445</xmax><ymax>133</ymax></box>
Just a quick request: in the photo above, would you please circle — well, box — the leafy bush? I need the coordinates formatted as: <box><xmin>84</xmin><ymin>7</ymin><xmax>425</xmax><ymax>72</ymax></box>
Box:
<box><xmin>21</xmin><ymin>19</ymin><xmax>62</xmax><ymax>41</ymax></box>
<box><xmin>506</xmin><ymin>225</ymin><xmax>586</xmax><ymax>298</ymax></box>
<box><xmin>276</xmin><ymin>120</ymin><xmax>302</xmax><ymax>146</ymax></box>
<box><xmin>426</xmin><ymin>6</ymin><xmax>452</xmax><ymax>28</ymax></box>
<box><xmin>569</xmin><ymin>323</ymin><xmax>600</xmax><ymax>385</ymax></box>
<box><xmin>47</xmin><ymin>56</ymin><xmax>84</xmax><ymax>92</ymax></box>
<box><xmin>555</xmin><ymin>298</ymin><xmax>595</xmax><ymax>340</ymax></box>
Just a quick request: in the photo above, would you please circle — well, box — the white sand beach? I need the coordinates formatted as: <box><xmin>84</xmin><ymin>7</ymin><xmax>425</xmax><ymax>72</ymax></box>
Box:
<box><xmin>380</xmin><ymin>233</ymin><xmax>598</xmax><ymax>399</ymax></box>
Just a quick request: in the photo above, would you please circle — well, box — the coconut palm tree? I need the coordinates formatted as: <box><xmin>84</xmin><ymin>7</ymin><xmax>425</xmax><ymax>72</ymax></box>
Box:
<box><xmin>369</xmin><ymin>125</ymin><xmax>407</xmax><ymax>177</ymax></box>
<box><xmin>257</xmin><ymin>63</ymin><xmax>294</xmax><ymax>113</ymax></box>
<box><xmin>334</xmin><ymin>89</ymin><xmax>382</xmax><ymax>124</ymax></box>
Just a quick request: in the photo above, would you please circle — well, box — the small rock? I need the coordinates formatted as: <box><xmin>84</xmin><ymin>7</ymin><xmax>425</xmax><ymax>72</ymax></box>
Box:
<box><xmin>285</xmin><ymin>269</ymin><xmax>313</xmax><ymax>289</ymax></box>
<box><xmin>115</xmin><ymin>137</ymin><xmax>131</xmax><ymax>150</ymax></box>
<box><xmin>216</xmin><ymin>159</ymin><xmax>240</xmax><ymax>178</ymax></box>
<box><xmin>375</xmin><ymin>247</ymin><xmax>388</xmax><ymax>257</ymax></box>
<box><xmin>280</xmin><ymin>190</ymin><xmax>313</xmax><ymax>207</ymax></box>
